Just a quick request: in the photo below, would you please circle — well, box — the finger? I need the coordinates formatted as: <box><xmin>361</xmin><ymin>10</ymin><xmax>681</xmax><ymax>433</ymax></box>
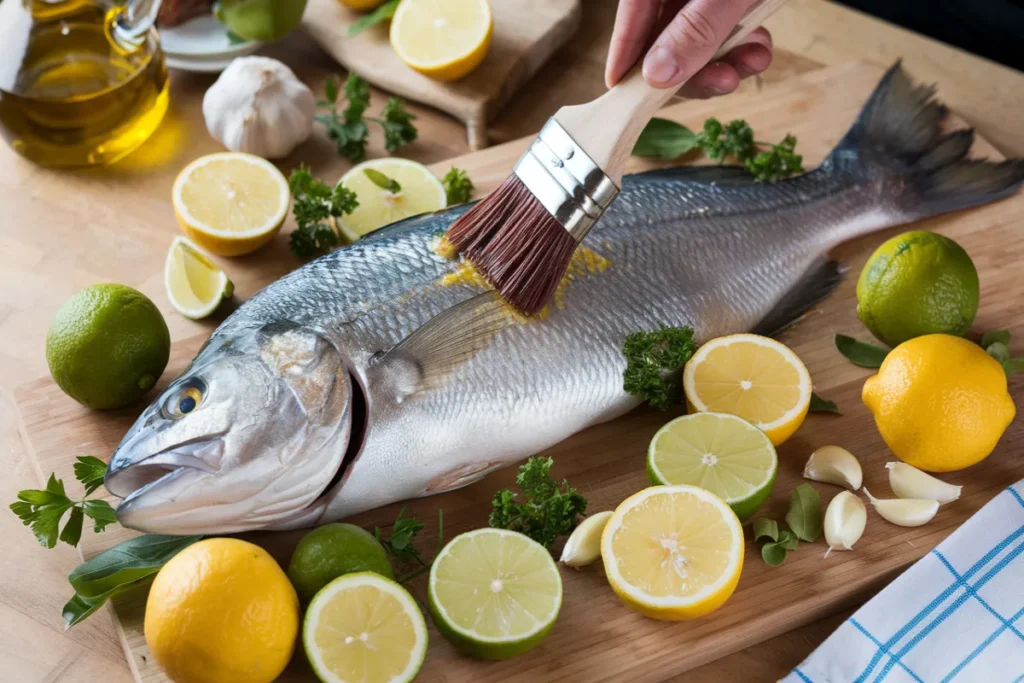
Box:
<box><xmin>605</xmin><ymin>0</ymin><xmax>662</xmax><ymax>88</ymax></box>
<box><xmin>642</xmin><ymin>0</ymin><xmax>760</xmax><ymax>89</ymax></box>
<box><xmin>720</xmin><ymin>27</ymin><xmax>773</xmax><ymax>77</ymax></box>
<box><xmin>678</xmin><ymin>62</ymin><xmax>740</xmax><ymax>99</ymax></box>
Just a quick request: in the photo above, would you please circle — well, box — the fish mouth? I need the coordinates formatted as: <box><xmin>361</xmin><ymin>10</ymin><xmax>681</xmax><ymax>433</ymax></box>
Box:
<box><xmin>105</xmin><ymin>436</ymin><xmax>224</xmax><ymax>500</ymax></box>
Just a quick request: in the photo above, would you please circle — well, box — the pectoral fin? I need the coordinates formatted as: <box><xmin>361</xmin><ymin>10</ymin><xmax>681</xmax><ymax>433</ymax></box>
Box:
<box><xmin>753</xmin><ymin>259</ymin><xmax>844</xmax><ymax>337</ymax></box>
<box><xmin>370</xmin><ymin>291</ymin><xmax>515</xmax><ymax>401</ymax></box>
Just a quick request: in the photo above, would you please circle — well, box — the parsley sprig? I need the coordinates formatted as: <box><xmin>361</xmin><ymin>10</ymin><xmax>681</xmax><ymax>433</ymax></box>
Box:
<box><xmin>288</xmin><ymin>166</ymin><xmax>359</xmax><ymax>259</ymax></box>
<box><xmin>489</xmin><ymin>457</ymin><xmax>587</xmax><ymax>549</ymax></box>
<box><xmin>621</xmin><ymin>326</ymin><xmax>697</xmax><ymax>410</ymax></box>
<box><xmin>633</xmin><ymin>116</ymin><xmax>804</xmax><ymax>182</ymax></box>
<box><xmin>442</xmin><ymin>167</ymin><xmax>474</xmax><ymax>205</ymax></box>
<box><xmin>316</xmin><ymin>74</ymin><xmax>417</xmax><ymax>162</ymax></box>
<box><xmin>375</xmin><ymin>507</ymin><xmax>443</xmax><ymax>583</ymax></box>
<box><xmin>10</xmin><ymin>456</ymin><xmax>117</xmax><ymax>548</ymax></box>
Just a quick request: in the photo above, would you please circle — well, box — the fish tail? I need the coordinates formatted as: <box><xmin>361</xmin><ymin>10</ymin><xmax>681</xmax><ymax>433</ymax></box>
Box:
<box><xmin>827</xmin><ymin>61</ymin><xmax>1024</xmax><ymax>218</ymax></box>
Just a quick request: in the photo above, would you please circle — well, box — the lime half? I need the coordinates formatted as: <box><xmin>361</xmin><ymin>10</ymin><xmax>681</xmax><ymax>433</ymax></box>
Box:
<box><xmin>428</xmin><ymin>528</ymin><xmax>562</xmax><ymax>660</ymax></box>
<box><xmin>647</xmin><ymin>412</ymin><xmax>777</xmax><ymax>521</ymax></box>
<box><xmin>304</xmin><ymin>572</ymin><xmax>427</xmax><ymax>683</ymax></box>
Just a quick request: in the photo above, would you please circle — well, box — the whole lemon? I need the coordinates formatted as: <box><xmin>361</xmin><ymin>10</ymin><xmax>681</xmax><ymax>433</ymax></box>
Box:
<box><xmin>863</xmin><ymin>334</ymin><xmax>1015</xmax><ymax>472</ymax></box>
<box><xmin>145</xmin><ymin>538</ymin><xmax>299</xmax><ymax>683</ymax></box>
<box><xmin>856</xmin><ymin>231</ymin><xmax>979</xmax><ymax>347</ymax></box>
<box><xmin>46</xmin><ymin>284</ymin><xmax>170</xmax><ymax>410</ymax></box>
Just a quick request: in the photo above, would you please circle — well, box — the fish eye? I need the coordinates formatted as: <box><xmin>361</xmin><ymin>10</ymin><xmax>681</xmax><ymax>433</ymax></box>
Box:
<box><xmin>166</xmin><ymin>382</ymin><xmax>206</xmax><ymax>418</ymax></box>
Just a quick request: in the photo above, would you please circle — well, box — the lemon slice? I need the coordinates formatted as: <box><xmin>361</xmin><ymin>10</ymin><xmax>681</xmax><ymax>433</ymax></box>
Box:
<box><xmin>602</xmin><ymin>485</ymin><xmax>744</xmax><ymax>620</ymax></box>
<box><xmin>172</xmin><ymin>152</ymin><xmax>290</xmax><ymax>256</ymax></box>
<box><xmin>304</xmin><ymin>572</ymin><xmax>428</xmax><ymax>683</ymax></box>
<box><xmin>683</xmin><ymin>333</ymin><xmax>812</xmax><ymax>446</ymax></box>
<box><xmin>428</xmin><ymin>528</ymin><xmax>562</xmax><ymax>660</ymax></box>
<box><xmin>338</xmin><ymin>158</ymin><xmax>447</xmax><ymax>241</ymax></box>
<box><xmin>647</xmin><ymin>412</ymin><xmax>776</xmax><ymax>522</ymax></box>
<box><xmin>164</xmin><ymin>236</ymin><xmax>234</xmax><ymax>320</ymax></box>
<box><xmin>390</xmin><ymin>0</ymin><xmax>493</xmax><ymax>81</ymax></box>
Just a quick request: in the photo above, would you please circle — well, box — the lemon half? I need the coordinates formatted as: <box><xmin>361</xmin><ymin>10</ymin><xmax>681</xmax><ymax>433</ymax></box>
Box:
<box><xmin>390</xmin><ymin>0</ymin><xmax>493</xmax><ymax>81</ymax></box>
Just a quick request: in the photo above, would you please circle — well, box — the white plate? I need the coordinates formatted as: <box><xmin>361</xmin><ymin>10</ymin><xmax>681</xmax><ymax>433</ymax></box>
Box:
<box><xmin>159</xmin><ymin>14</ymin><xmax>263</xmax><ymax>59</ymax></box>
<box><xmin>164</xmin><ymin>52</ymin><xmax>254</xmax><ymax>73</ymax></box>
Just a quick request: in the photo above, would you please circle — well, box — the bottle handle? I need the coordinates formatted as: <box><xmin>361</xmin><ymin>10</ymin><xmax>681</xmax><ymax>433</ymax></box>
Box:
<box><xmin>106</xmin><ymin>0</ymin><xmax>161</xmax><ymax>51</ymax></box>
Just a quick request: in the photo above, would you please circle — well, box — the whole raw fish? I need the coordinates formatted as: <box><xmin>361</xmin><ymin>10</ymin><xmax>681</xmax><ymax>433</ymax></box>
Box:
<box><xmin>106</xmin><ymin>64</ymin><xmax>1024</xmax><ymax>534</ymax></box>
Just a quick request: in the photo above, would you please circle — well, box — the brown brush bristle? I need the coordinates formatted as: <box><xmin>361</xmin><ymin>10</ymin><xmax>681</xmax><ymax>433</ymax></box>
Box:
<box><xmin>445</xmin><ymin>176</ymin><xmax>577</xmax><ymax>315</ymax></box>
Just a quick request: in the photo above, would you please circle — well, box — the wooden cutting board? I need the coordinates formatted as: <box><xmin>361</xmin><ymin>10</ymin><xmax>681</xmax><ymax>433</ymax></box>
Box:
<box><xmin>301</xmin><ymin>0</ymin><xmax>582</xmax><ymax>150</ymax></box>
<box><xmin>13</xmin><ymin>62</ymin><xmax>1024</xmax><ymax>683</ymax></box>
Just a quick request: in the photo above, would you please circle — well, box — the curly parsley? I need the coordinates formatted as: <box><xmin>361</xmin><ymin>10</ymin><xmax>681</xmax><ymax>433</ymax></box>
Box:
<box><xmin>621</xmin><ymin>326</ymin><xmax>697</xmax><ymax>410</ymax></box>
<box><xmin>315</xmin><ymin>74</ymin><xmax>417</xmax><ymax>162</ymax></box>
<box><xmin>489</xmin><ymin>457</ymin><xmax>587</xmax><ymax>549</ymax></box>
<box><xmin>442</xmin><ymin>167</ymin><xmax>474</xmax><ymax>205</ymax></box>
<box><xmin>288</xmin><ymin>166</ymin><xmax>359</xmax><ymax>259</ymax></box>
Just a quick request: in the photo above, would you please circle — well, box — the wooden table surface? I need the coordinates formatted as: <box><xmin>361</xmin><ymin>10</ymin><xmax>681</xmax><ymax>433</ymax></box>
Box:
<box><xmin>1</xmin><ymin>1</ymin><xmax>1021</xmax><ymax>681</ymax></box>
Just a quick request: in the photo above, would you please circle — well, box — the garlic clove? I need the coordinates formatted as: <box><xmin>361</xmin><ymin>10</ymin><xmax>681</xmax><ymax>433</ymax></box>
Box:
<box><xmin>864</xmin><ymin>488</ymin><xmax>939</xmax><ymax>527</ymax></box>
<box><xmin>803</xmin><ymin>445</ymin><xmax>863</xmax><ymax>490</ymax></box>
<box><xmin>560</xmin><ymin>511</ymin><xmax>613</xmax><ymax>567</ymax></box>
<box><xmin>886</xmin><ymin>462</ymin><xmax>962</xmax><ymax>504</ymax></box>
<box><xmin>824</xmin><ymin>490</ymin><xmax>867</xmax><ymax>556</ymax></box>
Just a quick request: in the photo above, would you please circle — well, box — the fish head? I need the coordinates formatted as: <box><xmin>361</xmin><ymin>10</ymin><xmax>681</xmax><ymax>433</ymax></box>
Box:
<box><xmin>105</xmin><ymin>321</ymin><xmax>354</xmax><ymax>534</ymax></box>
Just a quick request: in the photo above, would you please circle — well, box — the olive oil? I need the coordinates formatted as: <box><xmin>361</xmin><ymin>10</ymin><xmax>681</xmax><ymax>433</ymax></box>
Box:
<box><xmin>0</xmin><ymin>5</ymin><xmax>169</xmax><ymax>167</ymax></box>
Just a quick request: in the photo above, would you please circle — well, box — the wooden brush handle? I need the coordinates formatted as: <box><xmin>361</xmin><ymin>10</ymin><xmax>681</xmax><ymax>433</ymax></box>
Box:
<box><xmin>554</xmin><ymin>0</ymin><xmax>788</xmax><ymax>185</ymax></box>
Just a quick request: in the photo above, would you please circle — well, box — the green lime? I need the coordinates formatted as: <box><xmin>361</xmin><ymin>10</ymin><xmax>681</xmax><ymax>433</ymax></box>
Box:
<box><xmin>646</xmin><ymin>411</ymin><xmax>777</xmax><ymax>522</ymax></box>
<box><xmin>287</xmin><ymin>523</ymin><xmax>394</xmax><ymax>604</ymax></box>
<box><xmin>428</xmin><ymin>528</ymin><xmax>561</xmax><ymax>660</ymax></box>
<box><xmin>215</xmin><ymin>0</ymin><xmax>309</xmax><ymax>42</ymax></box>
<box><xmin>45</xmin><ymin>284</ymin><xmax>170</xmax><ymax>410</ymax></box>
<box><xmin>856</xmin><ymin>230</ymin><xmax>979</xmax><ymax>347</ymax></box>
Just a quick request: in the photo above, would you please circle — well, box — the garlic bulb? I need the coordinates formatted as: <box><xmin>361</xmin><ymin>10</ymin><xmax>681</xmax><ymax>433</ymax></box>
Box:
<box><xmin>824</xmin><ymin>491</ymin><xmax>867</xmax><ymax>557</ymax></box>
<box><xmin>203</xmin><ymin>56</ymin><xmax>315</xmax><ymax>160</ymax></box>
<box><xmin>560</xmin><ymin>511</ymin><xmax>613</xmax><ymax>567</ymax></box>
<box><xmin>864</xmin><ymin>488</ymin><xmax>939</xmax><ymax>527</ymax></box>
<box><xmin>804</xmin><ymin>445</ymin><xmax>863</xmax><ymax>490</ymax></box>
<box><xmin>886</xmin><ymin>462</ymin><xmax>962</xmax><ymax>504</ymax></box>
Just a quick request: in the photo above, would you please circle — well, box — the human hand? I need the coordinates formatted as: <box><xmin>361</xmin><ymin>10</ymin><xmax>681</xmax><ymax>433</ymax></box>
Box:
<box><xmin>605</xmin><ymin>0</ymin><xmax>774</xmax><ymax>98</ymax></box>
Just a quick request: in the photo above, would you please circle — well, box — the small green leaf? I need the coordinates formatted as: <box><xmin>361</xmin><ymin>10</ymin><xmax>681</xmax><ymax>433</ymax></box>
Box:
<box><xmin>761</xmin><ymin>542</ymin><xmax>787</xmax><ymax>567</ymax></box>
<box><xmin>633</xmin><ymin>118</ymin><xmax>699</xmax><ymax>159</ymax></box>
<box><xmin>981</xmin><ymin>329</ymin><xmax>1011</xmax><ymax>349</ymax></box>
<box><xmin>785</xmin><ymin>484</ymin><xmax>823</xmax><ymax>543</ymax></box>
<box><xmin>46</xmin><ymin>474</ymin><xmax>66</xmax><ymax>498</ymax></box>
<box><xmin>73</xmin><ymin>456</ymin><xmax>107</xmax><ymax>496</ymax></box>
<box><xmin>1003</xmin><ymin>358</ymin><xmax>1024</xmax><ymax>376</ymax></box>
<box><xmin>59</xmin><ymin>506</ymin><xmax>84</xmax><ymax>547</ymax></box>
<box><xmin>363</xmin><ymin>168</ymin><xmax>401</xmax><ymax>193</ymax></box>
<box><xmin>348</xmin><ymin>0</ymin><xmax>400</xmax><ymax>36</ymax></box>
<box><xmin>83</xmin><ymin>500</ymin><xmax>117</xmax><ymax>533</ymax></box>
<box><xmin>987</xmin><ymin>342</ymin><xmax>1010</xmax><ymax>365</ymax></box>
<box><xmin>810</xmin><ymin>392</ymin><xmax>840</xmax><ymax>415</ymax></box>
<box><xmin>777</xmin><ymin>529</ymin><xmax>800</xmax><ymax>550</ymax></box>
<box><xmin>834</xmin><ymin>334</ymin><xmax>888</xmax><ymax>368</ymax></box>
<box><xmin>752</xmin><ymin>518</ymin><xmax>779</xmax><ymax>542</ymax></box>
<box><xmin>62</xmin><ymin>578</ymin><xmax>152</xmax><ymax>629</ymax></box>
<box><xmin>69</xmin><ymin>534</ymin><xmax>202</xmax><ymax>598</ymax></box>
<box><xmin>323</xmin><ymin>75</ymin><xmax>339</xmax><ymax>104</ymax></box>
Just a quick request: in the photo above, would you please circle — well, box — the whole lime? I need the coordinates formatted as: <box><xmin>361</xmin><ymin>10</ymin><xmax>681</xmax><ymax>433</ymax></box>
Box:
<box><xmin>287</xmin><ymin>523</ymin><xmax>394</xmax><ymax>604</ymax></box>
<box><xmin>215</xmin><ymin>0</ymin><xmax>309</xmax><ymax>42</ymax></box>
<box><xmin>856</xmin><ymin>230</ymin><xmax>979</xmax><ymax>347</ymax></box>
<box><xmin>45</xmin><ymin>284</ymin><xmax>170</xmax><ymax>410</ymax></box>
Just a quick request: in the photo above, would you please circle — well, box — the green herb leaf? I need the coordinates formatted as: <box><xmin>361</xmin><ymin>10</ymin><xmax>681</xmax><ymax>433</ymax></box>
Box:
<box><xmin>752</xmin><ymin>518</ymin><xmax>779</xmax><ymax>542</ymax></box>
<box><xmin>59</xmin><ymin>506</ymin><xmax>84</xmax><ymax>547</ymax></box>
<box><xmin>442</xmin><ymin>167</ymin><xmax>474</xmax><ymax>205</ymax></box>
<box><xmin>777</xmin><ymin>528</ymin><xmax>800</xmax><ymax>550</ymax></box>
<box><xmin>981</xmin><ymin>329</ymin><xmax>1011</xmax><ymax>349</ymax></box>
<box><xmin>834</xmin><ymin>334</ymin><xmax>889</xmax><ymax>368</ymax></box>
<box><xmin>69</xmin><ymin>535</ymin><xmax>202</xmax><ymax>598</ymax></box>
<box><xmin>47</xmin><ymin>473</ymin><xmax>66</xmax><ymax>498</ymax></box>
<box><xmin>83</xmin><ymin>500</ymin><xmax>117</xmax><ymax>533</ymax></box>
<box><xmin>225</xmin><ymin>29</ymin><xmax>248</xmax><ymax>46</ymax></box>
<box><xmin>363</xmin><ymin>168</ymin><xmax>401</xmax><ymax>193</ymax></box>
<box><xmin>375</xmin><ymin>97</ymin><xmax>417</xmax><ymax>152</ymax></box>
<box><xmin>348</xmin><ymin>0</ymin><xmax>400</xmax><ymax>36</ymax></box>
<box><xmin>809</xmin><ymin>392</ymin><xmax>841</xmax><ymax>415</ymax></box>
<box><xmin>73</xmin><ymin>456</ymin><xmax>107</xmax><ymax>496</ymax></box>
<box><xmin>375</xmin><ymin>507</ymin><xmax>443</xmax><ymax>583</ymax></box>
<box><xmin>288</xmin><ymin>167</ymin><xmax>358</xmax><ymax>259</ymax></box>
<box><xmin>63</xmin><ymin>577</ymin><xmax>152</xmax><ymax>629</ymax></box>
<box><xmin>323</xmin><ymin>75</ymin><xmax>339</xmax><ymax>104</ymax></box>
<box><xmin>622</xmin><ymin>326</ymin><xmax>697</xmax><ymax>410</ymax></box>
<box><xmin>785</xmin><ymin>484</ymin><xmax>823</xmax><ymax>543</ymax></box>
<box><xmin>987</xmin><ymin>341</ymin><xmax>1010</xmax><ymax>365</ymax></box>
<box><xmin>489</xmin><ymin>456</ymin><xmax>587</xmax><ymax>549</ymax></box>
<box><xmin>1003</xmin><ymin>358</ymin><xmax>1024</xmax><ymax>376</ymax></box>
<box><xmin>761</xmin><ymin>542</ymin><xmax>787</xmax><ymax>567</ymax></box>
<box><xmin>632</xmin><ymin>118</ymin><xmax>698</xmax><ymax>159</ymax></box>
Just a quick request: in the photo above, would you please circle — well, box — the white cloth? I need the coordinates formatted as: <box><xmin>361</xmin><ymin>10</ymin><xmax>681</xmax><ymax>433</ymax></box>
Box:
<box><xmin>783</xmin><ymin>481</ymin><xmax>1024</xmax><ymax>683</ymax></box>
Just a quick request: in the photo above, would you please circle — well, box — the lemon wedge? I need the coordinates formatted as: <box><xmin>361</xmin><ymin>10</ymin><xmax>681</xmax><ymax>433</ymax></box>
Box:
<box><xmin>164</xmin><ymin>236</ymin><xmax>233</xmax><ymax>320</ymax></box>
<box><xmin>390</xmin><ymin>0</ymin><xmax>493</xmax><ymax>81</ymax></box>
<box><xmin>172</xmin><ymin>152</ymin><xmax>290</xmax><ymax>256</ymax></box>
<box><xmin>683</xmin><ymin>333</ymin><xmax>812</xmax><ymax>446</ymax></box>
<box><xmin>338</xmin><ymin>158</ymin><xmax>447</xmax><ymax>241</ymax></box>
<box><xmin>602</xmin><ymin>485</ymin><xmax>744</xmax><ymax>620</ymax></box>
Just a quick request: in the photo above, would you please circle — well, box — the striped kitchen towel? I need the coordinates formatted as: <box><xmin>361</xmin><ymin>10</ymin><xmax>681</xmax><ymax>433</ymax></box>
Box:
<box><xmin>783</xmin><ymin>481</ymin><xmax>1024</xmax><ymax>683</ymax></box>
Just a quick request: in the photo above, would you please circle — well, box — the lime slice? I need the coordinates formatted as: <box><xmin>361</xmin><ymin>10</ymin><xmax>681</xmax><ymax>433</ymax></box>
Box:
<box><xmin>428</xmin><ymin>528</ymin><xmax>562</xmax><ymax>660</ymax></box>
<box><xmin>647</xmin><ymin>412</ymin><xmax>776</xmax><ymax>522</ymax></box>
<box><xmin>303</xmin><ymin>572</ymin><xmax>427</xmax><ymax>683</ymax></box>
<box><xmin>164</xmin><ymin>236</ymin><xmax>234</xmax><ymax>320</ymax></box>
<box><xmin>338</xmin><ymin>159</ymin><xmax>447</xmax><ymax>241</ymax></box>
<box><xmin>602</xmin><ymin>485</ymin><xmax>744</xmax><ymax>620</ymax></box>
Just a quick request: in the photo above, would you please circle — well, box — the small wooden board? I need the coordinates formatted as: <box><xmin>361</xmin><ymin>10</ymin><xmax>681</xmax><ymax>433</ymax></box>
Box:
<box><xmin>14</xmin><ymin>63</ymin><xmax>1024</xmax><ymax>682</ymax></box>
<box><xmin>301</xmin><ymin>0</ymin><xmax>582</xmax><ymax>150</ymax></box>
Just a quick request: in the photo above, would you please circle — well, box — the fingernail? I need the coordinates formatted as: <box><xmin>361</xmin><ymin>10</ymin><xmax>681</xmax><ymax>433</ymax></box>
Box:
<box><xmin>643</xmin><ymin>46</ymin><xmax>679</xmax><ymax>87</ymax></box>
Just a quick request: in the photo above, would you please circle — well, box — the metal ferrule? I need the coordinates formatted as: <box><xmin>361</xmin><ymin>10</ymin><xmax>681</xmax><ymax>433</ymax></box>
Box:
<box><xmin>512</xmin><ymin>118</ymin><xmax>619</xmax><ymax>242</ymax></box>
